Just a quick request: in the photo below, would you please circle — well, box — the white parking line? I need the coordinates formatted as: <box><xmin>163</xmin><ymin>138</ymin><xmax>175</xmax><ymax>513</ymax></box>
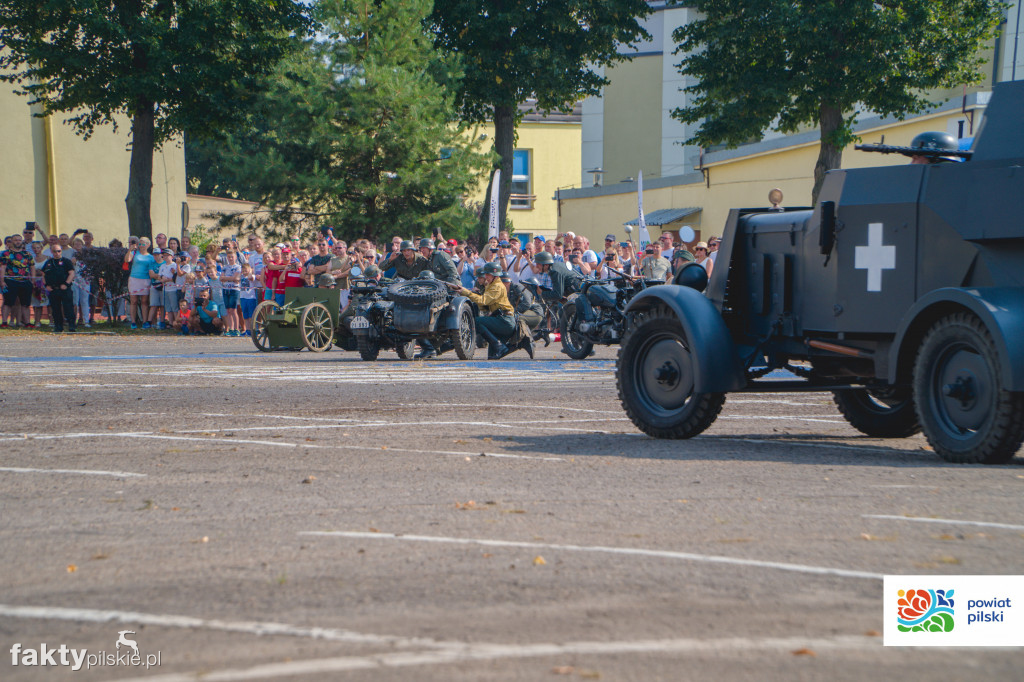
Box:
<box><xmin>718</xmin><ymin>415</ymin><xmax>845</xmax><ymax>424</ymax></box>
<box><xmin>863</xmin><ymin>514</ymin><xmax>1024</xmax><ymax>531</ymax></box>
<box><xmin>0</xmin><ymin>466</ymin><xmax>146</xmax><ymax>479</ymax></box>
<box><xmin>113</xmin><ymin>635</ymin><xmax>879</xmax><ymax>682</ymax></box>
<box><xmin>301</xmin><ymin>531</ymin><xmax>883</xmax><ymax>581</ymax></box>
<box><xmin>0</xmin><ymin>604</ymin><xmax>447</xmax><ymax>648</ymax></box>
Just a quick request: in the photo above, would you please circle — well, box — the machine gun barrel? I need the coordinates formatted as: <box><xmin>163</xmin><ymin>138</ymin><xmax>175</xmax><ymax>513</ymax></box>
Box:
<box><xmin>855</xmin><ymin>143</ymin><xmax>972</xmax><ymax>160</ymax></box>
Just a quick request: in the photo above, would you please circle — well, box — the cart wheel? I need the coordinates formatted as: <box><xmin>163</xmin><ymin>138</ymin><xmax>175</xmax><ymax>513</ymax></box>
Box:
<box><xmin>300</xmin><ymin>302</ymin><xmax>334</xmax><ymax>352</ymax></box>
<box><xmin>251</xmin><ymin>300</ymin><xmax>280</xmax><ymax>352</ymax></box>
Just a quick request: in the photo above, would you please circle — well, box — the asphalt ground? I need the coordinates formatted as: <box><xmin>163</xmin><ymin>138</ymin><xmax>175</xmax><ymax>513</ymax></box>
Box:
<box><xmin>0</xmin><ymin>331</ymin><xmax>1022</xmax><ymax>681</ymax></box>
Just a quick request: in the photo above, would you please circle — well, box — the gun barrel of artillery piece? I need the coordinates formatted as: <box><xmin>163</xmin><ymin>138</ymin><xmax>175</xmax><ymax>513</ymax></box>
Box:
<box><xmin>854</xmin><ymin>143</ymin><xmax>973</xmax><ymax>160</ymax></box>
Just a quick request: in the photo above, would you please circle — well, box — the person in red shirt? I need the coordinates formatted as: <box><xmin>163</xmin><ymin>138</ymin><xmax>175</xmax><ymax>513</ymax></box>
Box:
<box><xmin>282</xmin><ymin>249</ymin><xmax>306</xmax><ymax>291</ymax></box>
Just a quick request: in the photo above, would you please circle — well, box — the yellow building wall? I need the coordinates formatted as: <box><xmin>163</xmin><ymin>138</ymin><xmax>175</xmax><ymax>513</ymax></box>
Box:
<box><xmin>467</xmin><ymin>120</ymin><xmax>581</xmax><ymax>239</ymax></box>
<box><xmin>559</xmin><ymin>110</ymin><xmax>974</xmax><ymax>248</ymax></box>
<box><xmin>602</xmin><ymin>55</ymin><xmax>663</xmax><ymax>186</ymax></box>
<box><xmin>0</xmin><ymin>86</ymin><xmax>187</xmax><ymax>245</ymax></box>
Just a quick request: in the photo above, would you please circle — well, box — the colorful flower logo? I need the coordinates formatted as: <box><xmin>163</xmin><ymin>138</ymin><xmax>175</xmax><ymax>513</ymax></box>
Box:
<box><xmin>897</xmin><ymin>588</ymin><xmax>955</xmax><ymax>632</ymax></box>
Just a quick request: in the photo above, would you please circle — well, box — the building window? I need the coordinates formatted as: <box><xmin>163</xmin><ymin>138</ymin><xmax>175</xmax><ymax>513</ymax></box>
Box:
<box><xmin>510</xmin><ymin>149</ymin><xmax>534</xmax><ymax>209</ymax></box>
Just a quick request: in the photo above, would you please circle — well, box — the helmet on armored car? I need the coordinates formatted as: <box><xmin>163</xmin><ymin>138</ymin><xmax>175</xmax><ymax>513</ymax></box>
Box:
<box><xmin>911</xmin><ymin>131</ymin><xmax>960</xmax><ymax>163</ymax></box>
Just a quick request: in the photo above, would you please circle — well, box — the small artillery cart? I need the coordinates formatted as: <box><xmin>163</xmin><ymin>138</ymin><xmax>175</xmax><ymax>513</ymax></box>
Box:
<box><xmin>251</xmin><ymin>288</ymin><xmax>341</xmax><ymax>353</ymax></box>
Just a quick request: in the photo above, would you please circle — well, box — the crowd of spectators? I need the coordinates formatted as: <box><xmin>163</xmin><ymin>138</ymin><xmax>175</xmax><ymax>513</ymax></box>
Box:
<box><xmin>0</xmin><ymin>223</ymin><xmax>720</xmax><ymax>336</ymax></box>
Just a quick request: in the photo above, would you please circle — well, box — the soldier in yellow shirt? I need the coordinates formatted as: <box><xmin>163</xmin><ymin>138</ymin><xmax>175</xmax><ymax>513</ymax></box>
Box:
<box><xmin>449</xmin><ymin>261</ymin><xmax>532</xmax><ymax>359</ymax></box>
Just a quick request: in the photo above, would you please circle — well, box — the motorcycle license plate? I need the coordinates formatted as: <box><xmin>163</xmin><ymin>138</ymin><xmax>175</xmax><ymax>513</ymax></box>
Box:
<box><xmin>350</xmin><ymin>316</ymin><xmax>370</xmax><ymax>329</ymax></box>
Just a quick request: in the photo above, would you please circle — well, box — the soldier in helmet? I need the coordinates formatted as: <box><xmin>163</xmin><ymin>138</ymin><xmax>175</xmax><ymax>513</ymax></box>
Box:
<box><xmin>909</xmin><ymin>131</ymin><xmax>960</xmax><ymax>165</ymax></box>
<box><xmin>448</xmin><ymin>261</ymin><xmax>532</xmax><ymax>359</ymax></box>
<box><xmin>417</xmin><ymin>238</ymin><xmax>459</xmax><ymax>284</ymax></box>
<box><xmin>532</xmin><ymin>250</ymin><xmax>583</xmax><ymax>301</ymax></box>
<box><xmin>504</xmin><ymin>271</ymin><xmax>544</xmax><ymax>333</ymax></box>
<box><xmin>382</xmin><ymin>240</ymin><xmax>427</xmax><ymax>280</ymax></box>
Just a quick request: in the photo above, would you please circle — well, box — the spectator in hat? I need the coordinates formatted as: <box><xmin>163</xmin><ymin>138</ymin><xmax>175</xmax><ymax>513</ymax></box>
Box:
<box><xmin>147</xmin><ymin>248</ymin><xmax>168</xmax><ymax>328</ymax></box>
<box><xmin>220</xmin><ymin>248</ymin><xmax>242</xmax><ymax>336</ymax></box>
<box><xmin>600</xmin><ymin>234</ymin><xmax>618</xmax><ymax>262</ymax></box>
<box><xmin>157</xmin><ymin>248</ymin><xmax>179</xmax><ymax>329</ymax></box>
<box><xmin>694</xmin><ymin>241</ymin><xmax>714</xmax><ymax>276</ymax></box>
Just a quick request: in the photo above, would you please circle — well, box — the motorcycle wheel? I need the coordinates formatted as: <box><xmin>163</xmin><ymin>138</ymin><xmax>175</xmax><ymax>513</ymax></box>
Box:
<box><xmin>356</xmin><ymin>335</ymin><xmax>381</xmax><ymax>361</ymax></box>
<box><xmin>559</xmin><ymin>301</ymin><xmax>594</xmax><ymax>360</ymax></box>
<box><xmin>451</xmin><ymin>306</ymin><xmax>476</xmax><ymax>360</ymax></box>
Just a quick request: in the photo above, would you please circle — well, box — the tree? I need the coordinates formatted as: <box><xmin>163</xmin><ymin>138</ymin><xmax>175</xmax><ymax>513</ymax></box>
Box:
<box><xmin>194</xmin><ymin>0</ymin><xmax>493</xmax><ymax>244</ymax></box>
<box><xmin>673</xmin><ymin>0</ymin><xmax>1005</xmax><ymax>204</ymax></box>
<box><xmin>0</xmin><ymin>1</ymin><xmax>311</xmax><ymax>238</ymax></box>
<box><xmin>428</xmin><ymin>0</ymin><xmax>652</xmax><ymax>229</ymax></box>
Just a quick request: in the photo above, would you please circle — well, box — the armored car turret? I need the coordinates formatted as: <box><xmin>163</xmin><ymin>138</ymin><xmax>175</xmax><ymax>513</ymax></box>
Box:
<box><xmin>616</xmin><ymin>80</ymin><xmax>1024</xmax><ymax>464</ymax></box>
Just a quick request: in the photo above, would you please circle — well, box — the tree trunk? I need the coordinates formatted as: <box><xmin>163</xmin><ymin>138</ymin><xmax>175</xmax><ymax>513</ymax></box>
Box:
<box><xmin>812</xmin><ymin>104</ymin><xmax>844</xmax><ymax>207</ymax></box>
<box><xmin>492</xmin><ymin>104</ymin><xmax>515</xmax><ymax>231</ymax></box>
<box><xmin>126</xmin><ymin>101</ymin><xmax>155</xmax><ymax>240</ymax></box>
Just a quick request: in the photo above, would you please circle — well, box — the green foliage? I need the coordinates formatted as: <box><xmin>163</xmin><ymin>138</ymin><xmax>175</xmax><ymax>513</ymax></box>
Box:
<box><xmin>195</xmin><ymin>0</ymin><xmax>493</xmax><ymax>244</ymax></box>
<box><xmin>0</xmin><ymin>0</ymin><xmax>312</xmax><ymax>146</ymax></box>
<box><xmin>674</xmin><ymin>0</ymin><xmax>1005</xmax><ymax>153</ymax></box>
<box><xmin>428</xmin><ymin>0</ymin><xmax>653</xmax><ymax>117</ymax></box>
<box><xmin>185</xmin><ymin>224</ymin><xmax>218</xmax><ymax>255</ymax></box>
<box><xmin>427</xmin><ymin>0</ymin><xmax>652</xmax><ymax>227</ymax></box>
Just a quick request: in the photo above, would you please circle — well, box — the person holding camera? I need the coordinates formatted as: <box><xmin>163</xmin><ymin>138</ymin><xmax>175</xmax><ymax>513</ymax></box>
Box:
<box><xmin>640</xmin><ymin>242</ymin><xmax>671</xmax><ymax>281</ymax></box>
<box><xmin>188</xmin><ymin>287</ymin><xmax>223</xmax><ymax>335</ymax></box>
<box><xmin>595</xmin><ymin>249</ymin><xmax>624</xmax><ymax>280</ymax></box>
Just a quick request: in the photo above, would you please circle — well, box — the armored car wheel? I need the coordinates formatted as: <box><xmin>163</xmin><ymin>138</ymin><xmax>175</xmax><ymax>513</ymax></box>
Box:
<box><xmin>913</xmin><ymin>312</ymin><xmax>1024</xmax><ymax>464</ymax></box>
<box><xmin>617</xmin><ymin>306</ymin><xmax>725</xmax><ymax>438</ymax></box>
<box><xmin>395</xmin><ymin>339</ymin><xmax>417</xmax><ymax>360</ymax></box>
<box><xmin>388</xmin><ymin>279</ymin><xmax>448</xmax><ymax>306</ymax></box>
<box><xmin>832</xmin><ymin>387</ymin><xmax>920</xmax><ymax>438</ymax></box>
<box><xmin>300</xmin><ymin>302</ymin><xmax>334</xmax><ymax>352</ymax></box>
<box><xmin>451</xmin><ymin>306</ymin><xmax>476</xmax><ymax>360</ymax></box>
<box><xmin>251</xmin><ymin>300</ymin><xmax>280</xmax><ymax>352</ymax></box>
<box><xmin>356</xmin><ymin>335</ymin><xmax>381</xmax><ymax>361</ymax></box>
<box><xmin>559</xmin><ymin>300</ymin><xmax>594</xmax><ymax>360</ymax></box>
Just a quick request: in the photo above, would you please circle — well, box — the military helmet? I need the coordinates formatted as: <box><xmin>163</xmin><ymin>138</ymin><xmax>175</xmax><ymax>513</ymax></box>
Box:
<box><xmin>499</xmin><ymin>272</ymin><xmax>511</xmax><ymax>282</ymax></box>
<box><xmin>534</xmin><ymin>251</ymin><xmax>554</xmax><ymax>265</ymax></box>
<box><xmin>911</xmin><ymin>131</ymin><xmax>959</xmax><ymax>162</ymax></box>
<box><xmin>416</xmin><ymin>270</ymin><xmax>436</xmax><ymax>280</ymax></box>
<box><xmin>316</xmin><ymin>274</ymin><xmax>336</xmax><ymax>287</ymax></box>
<box><xmin>399</xmin><ymin>240</ymin><xmax>415</xmax><ymax>251</ymax></box>
<box><xmin>363</xmin><ymin>264</ymin><xmax>380</xmax><ymax>278</ymax></box>
<box><xmin>482</xmin><ymin>261</ymin><xmax>502</xmax><ymax>276</ymax></box>
<box><xmin>418</xmin><ymin>238</ymin><xmax>435</xmax><ymax>250</ymax></box>
<box><xmin>474</xmin><ymin>267</ymin><xmax>484</xmax><ymax>278</ymax></box>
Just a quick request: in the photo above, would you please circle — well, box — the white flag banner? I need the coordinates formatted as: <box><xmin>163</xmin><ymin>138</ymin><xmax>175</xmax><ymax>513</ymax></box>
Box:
<box><xmin>637</xmin><ymin>170</ymin><xmax>651</xmax><ymax>250</ymax></box>
<box><xmin>488</xmin><ymin>169</ymin><xmax>501</xmax><ymax>241</ymax></box>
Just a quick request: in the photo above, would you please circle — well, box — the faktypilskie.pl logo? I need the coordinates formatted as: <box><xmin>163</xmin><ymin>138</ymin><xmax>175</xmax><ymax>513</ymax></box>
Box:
<box><xmin>10</xmin><ymin>630</ymin><xmax>161</xmax><ymax>671</ymax></box>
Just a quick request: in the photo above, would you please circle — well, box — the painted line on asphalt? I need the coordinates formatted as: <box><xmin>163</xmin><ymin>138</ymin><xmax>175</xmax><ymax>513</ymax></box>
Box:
<box><xmin>0</xmin><ymin>466</ymin><xmax>146</xmax><ymax>479</ymax></box>
<box><xmin>173</xmin><ymin>418</ymin><xmax>630</xmax><ymax>436</ymax></box>
<box><xmin>863</xmin><ymin>514</ymin><xmax>1024</xmax><ymax>532</ymax></box>
<box><xmin>0</xmin><ymin>604</ymin><xmax>449</xmax><ymax>649</ymax></box>
<box><xmin>0</xmin><ymin>430</ymin><xmax>563</xmax><ymax>462</ymax></box>
<box><xmin>113</xmin><ymin>635</ymin><xmax>880</xmax><ymax>682</ymax></box>
<box><xmin>718</xmin><ymin>415</ymin><xmax>845</xmax><ymax>424</ymax></box>
<box><xmin>301</xmin><ymin>531</ymin><xmax>883</xmax><ymax>581</ymax></box>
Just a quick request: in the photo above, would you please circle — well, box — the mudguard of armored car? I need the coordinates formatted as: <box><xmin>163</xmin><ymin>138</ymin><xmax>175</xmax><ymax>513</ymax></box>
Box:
<box><xmin>624</xmin><ymin>287</ymin><xmax>746</xmax><ymax>392</ymax></box>
<box><xmin>890</xmin><ymin>287</ymin><xmax>1024</xmax><ymax>391</ymax></box>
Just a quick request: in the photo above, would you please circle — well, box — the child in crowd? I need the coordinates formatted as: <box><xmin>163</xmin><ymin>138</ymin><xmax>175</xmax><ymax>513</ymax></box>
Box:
<box><xmin>70</xmin><ymin>237</ymin><xmax>91</xmax><ymax>327</ymax></box>
<box><xmin>175</xmin><ymin>252</ymin><xmax>191</xmax><ymax>314</ymax></box>
<box><xmin>239</xmin><ymin>263</ymin><xmax>257</xmax><ymax>337</ymax></box>
<box><xmin>219</xmin><ymin>250</ymin><xmax>241</xmax><ymax>336</ymax></box>
<box><xmin>159</xmin><ymin>249</ymin><xmax>178</xmax><ymax>328</ymax></box>
<box><xmin>192</xmin><ymin>268</ymin><xmax>209</xmax><ymax>312</ymax></box>
<box><xmin>147</xmin><ymin>249</ymin><xmax>165</xmax><ymax>329</ymax></box>
<box><xmin>206</xmin><ymin>262</ymin><xmax>225</xmax><ymax>312</ymax></box>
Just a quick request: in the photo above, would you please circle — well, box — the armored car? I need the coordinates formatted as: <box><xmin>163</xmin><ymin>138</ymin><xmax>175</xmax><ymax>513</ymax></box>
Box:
<box><xmin>617</xmin><ymin>80</ymin><xmax>1024</xmax><ymax>464</ymax></box>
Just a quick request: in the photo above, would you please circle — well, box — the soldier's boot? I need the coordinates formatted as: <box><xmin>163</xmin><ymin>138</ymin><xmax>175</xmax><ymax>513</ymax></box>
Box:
<box><xmin>478</xmin><ymin>326</ymin><xmax>508</xmax><ymax>360</ymax></box>
<box><xmin>415</xmin><ymin>338</ymin><xmax>437</xmax><ymax>360</ymax></box>
<box><xmin>519</xmin><ymin>336</ymin><xmax>535</xmax><ymax>359</ymax></box>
